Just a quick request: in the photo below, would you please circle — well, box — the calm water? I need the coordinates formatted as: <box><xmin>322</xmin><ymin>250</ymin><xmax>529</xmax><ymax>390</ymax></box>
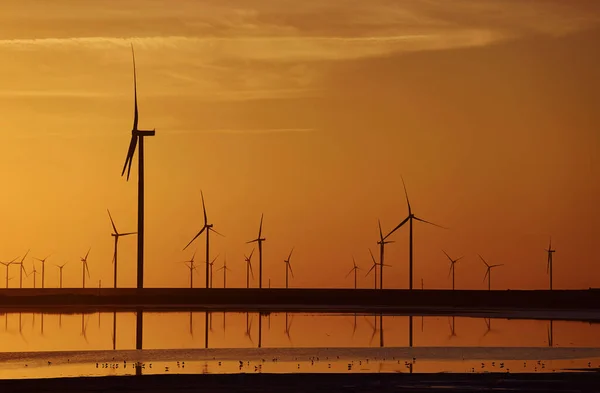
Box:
<box><xmin>0</xmin><ymin>311</ymin><xmax>599</xmax><ymax>379</ymax></box>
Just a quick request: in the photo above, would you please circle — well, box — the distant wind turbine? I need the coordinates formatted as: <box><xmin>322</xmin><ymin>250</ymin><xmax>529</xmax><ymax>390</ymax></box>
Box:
<box><xmin>385</xmin><ymin>177</ymin><xmax>446</xmax><ymax>289</ymax></box>
<box><xmin>479</xmin><ymin>255</ymin><xmax>503</xmax><ymax>291</ymax></box>
<box><xmin>448</xmin><ymin>316</ymin><xmax>457</xmax><ymax>339</ymax></box>
<box><xmin>55</xmin><ymin>262</ymin><xmax>68</xmax><ymax>288</ymax></box>
<box><xmin>244</xmin><ymin>314</ymin><xmax>254</xmax><ymax>345</ymax></box>
<box><xmin>108</xmin><ymin>209</ymin><xmax>137</xmax><ymax>288</ymax></box>
<box><xmin>365</xmin><ymin>249</ymin><xmax>379</xmax><ymax>289</ymax></box>
<box><xmin>545</xmin><ymin>237</ymin><xmax>556</xmax><ymax>290</ymax></box>
<box><xmin>346</xmin><ymin>257</ymin><xmax>361</xmax><ymax>289</ymax></box>
<box><xmin>183</xmin><ymin>190</ymin><xmax>224</xmax><ymax>289</ymax></box>
<box><xmin>33</xmin><ymin>254</ymin><xmax>51</xmax><ymax>289</ymax></box>
<box><xmin>217</xmin><ymin>254</ymin><xmax>231</xmax><ymax>288</ymax></box>
<box><xmin>284</xmin><ymin>313</ymin><xmax>294</xmax><ymax>344</ymax></box>
<box><xmin>80</xmin><ymin>248</ymin><xmax>91</xmax><ymax>288</ymax></box>
<box><xmin>208</xmin><ymin>255</ymin><xmax>219</xmax><ymax>288</ymax></box>
<box><xmin>247</xmin><ymin>214</ymin><xmax>266</xmax><ymax>288</ymax></box>
<box><xmin>442</xmin><ymin>250</ymin><xmax>463</xmax><ymax>290</ymax></box>
<box><xmin>17</xmin><ymin>250</ymin><xmax>29</xmax><ymax>289</ymax></box>
<box><xmin>182</xmin><ymin>251</ymin><xmax>197</xmax><ymax>288</ymax></box>
<box><xmin>26</xmin><ymin>262</ymin><xmax>39</xmax><ymax>288</ymax></box>
<box><xmin>244</xmin><ymin>249</ymin><xmax>255</xmax><ymax>289</ymax></box>
<box><xmin>283</xmin><ymin>248</ymin><xmax>294</xmax><ymax>289</ymax></box>
<box><xmin>120</xmin><ymin>44</ymin><xmax>156</xmax><ymax>290</ymax></box>
<box><xmin>0</xmin><ymin>258</ymin><xmax>17</xmax><ymax>288</ymax></box>
<box><xmin>377</xmin><ymin>220</ymin><xmax>394</xmax><ymax>289</ymax></box>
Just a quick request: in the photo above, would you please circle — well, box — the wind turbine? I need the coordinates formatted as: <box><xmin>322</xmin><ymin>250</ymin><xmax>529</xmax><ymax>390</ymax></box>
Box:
<box><xmin>365</xmin><ymin>249</ymin><xmax>379</xmax><ymax>289</ymax></box>
<box><xmin>284</xmin><ymin>313</ymin><xmax>293</xmax><ymax>344</ymax></box>
<box><xmin>182</xmin><ymin>251</ymin><xmax>197</xmax><ymax>289</ymax></box>
<box><xmin>217</xmin><ymin>255</ymin><xmax>231</xmax><ymax>288</ymax></box>
<box><xmin>247</xmin><ymin>214</ymin><xmax>266</xmax><ymax>288</ymax></box>
<box><xmin>345</xmin><ymin>257</ymin><xmax>361</xmax><ymax>289</ymax></box>
<box><xmin>244</xmin><ymin>249</ymin><xmax>255</xmax><ymax>289</ymax></box>
<box><xmin>183</xmin><ymin>190</ymin><xmax>224</xmax><ymax>289</ymax></box>
<box><xmin>55</xmin><ymin>262</ymin><xmax>68</xmax><ymax>288</ymax></box>
<box><xmin>26</xmin><ymin>263</ymin><xmax>39</xmax><ymax>288</ymax></box>
<box><xmin>0</xmin><ymin>258</ymin><xmax>16</xmax><ymax>288</ymax></box>
<box><xmin>244</xmin><ymin>314</ymin><xmax>254</xmax><ymax>345</ymax></box>
<box><xmin>283</xmin><ymin>248</ymin><xmax>294</xmax><ymax>289</ymax></box>
<box><xmin>479</xmin><ymin>255</ymin><xmax>503</xmax><ymax>291</ymax></box>
<box><xmin>80</xmin><ymin>249</ymin><xmax>91</xmax><ymax>288</ymax></box>
<box><xmin>545</xmin><ymin>237</ymin><xmax>556</xmax><ymax>290</ymax></box>
<box><xmin>108</xmin><ymin>209</ymin><xmax>137</xmax><ymax>288</ymax></box>
<box><xmin>120</xmin><ymin>44</ymin><xmax>156</xmax><ymax>290</ymax></box>
<box><xmin>377</xmin><ymin>220</ymin><xmax>394</xmax><ymax>289</ymax></box>
<box><xmin>33</xmin><ymin>254</ymin><xmax>51</xmax><ymax>289</ymax></box>
<box><xmin>17</xmin><ymin>250</ymin><xmax>29</xmax><ymax>289</ymax></box>
<box><xmin>442</xmin><ymin>250</ymin><xmax>463</xmax><ymax>290</ymax></box>
<box><xmin>208</xmin><ymin>255</ymin><xmax>219</xmax><ymax>288</ymax></box>
<box><xmin>384</xmin><ymin>177</ymin><xmax>446</xmax><ymax>290</ymax></box>
<box><xmin>448</xmin><ymin>316</ymin><xmax>457</xmax><ymax>339</ymax></box>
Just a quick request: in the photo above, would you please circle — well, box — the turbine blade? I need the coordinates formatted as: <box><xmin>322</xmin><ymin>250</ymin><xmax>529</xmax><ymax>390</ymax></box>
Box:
<box><xmin>289</xmin><ymin>264</ymin><xmax>294</xmax><ymax>278</ymax></box>
<box><xmin>478</xmin><ymin>254</ymin><xmax>489</xmax><ymax>268</ymax></box>
<box><xmin>401</xmin><ymin>175</ymin><xmax>411</xmax><ymax>215</ymax></box>
<box><xmin>249</xmin><ymin>262</ymin><xmax>255</xmax><ymax>279</ymax></box>
<box><xmin>248</xmin><ymin>249</ymin><xmax>255</xmax><ymax>260</ymax></box>
<box><xmin>258</xmin><ymin>213</ymin><xmax>264</xmax><ymax>238</ymax></box>
<box><xmin>288</xmin><ymin>247</ymin><xmax>294</xmax><ymax>261</ymax></box>
<box><xmin>121</xmin><ymin>135</ymin><xmax>137</xmax><ymax>180</ymax></box>
<box><xmin>345</xmin><ymin>268</ymin><xmax>354</xmax><ymax>278</ymax></box>
<box><xmin>84</xmin><ymin>247</ymin><xmax>91</xmax><ymax>260</ymax></box>
<box><xmin>413</xmin><ymin>216</ymin><xmax>447</xmax><ymax>229</ymax></box>
<box><xmin>20</xmin><ymin>249</ymin><xmax>30</xmax><ymax>264</ymax></box>
<box><xmin>385</xmin><ymin>216</ymin><xmax>409</xmax><ymax>239</ymax></box>
<box><xmin>365</xmin><ymin>265</ymin><xmax>375</xmax><ymax>276</ymax></box>
<box><xmin>210</xmin><ymin>227</ymin><xmax>225</xmax><ymax>237</ymax></box>
<box><xmin>183</xmin><ymin>227</ymin><xmax>206</xmax><ymax>251</ymax></box>
<box><xmin>121</xmin><ymin>232</ymin><xmax>137</xmax><ymax>236</ymax></box>
<box><xmin>200</xmin><ymin>190</ymin><xmax>208</xmax><ymax>226</ymax></box>
<box><xmin>448</xmin><ymin>264</ymin><xmax>453</xmax><ymax>278</ymax></box>
<box><xmin>107</xmin><ymin>209</ymin><xmax>118</xmax><ymax>234</ymax></box>
<box><xmin>442</xmin><ymin>249</ymin><xmax>453</xmax><ymax>262</ymax></box>
<box><xmin>131</xmin><ymin>44</ymin><xmax>139</xmax><ymax>131</ymax></box>
<box><xmin>368</xmin><ymin>248</ymin><xmax>376</xmax><ymax>265</ymax></box>
<box><xmin>378</xmin><ymin>219</ymin><xmax>384</xmax><ymax>240</ymax></box>
<box><xmin>491</xmin><ymin>264</ymin><xmax>504</xmax><ymax>268</ymax></box>
<box><xmin>483</xmin><ymin>269</ymin><xmax>489</xmax><ymax>282</ymax></box>
<box><xmin>246</xmin><ymin>239</ymin><xmax>258</xmax><ymax>244</ymax></box>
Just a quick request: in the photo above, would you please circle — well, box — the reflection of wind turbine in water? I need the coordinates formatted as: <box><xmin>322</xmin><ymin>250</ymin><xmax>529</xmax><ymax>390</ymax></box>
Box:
<box><xmin>183</xmin><ymin>190</ymin><xmax>224</xmax><ymax>289</ymax></box>
<box><xmin>442</xmin><ymin>250</ymin><xmax>463</xmax><ymax>290</ymax></box>
<box><xmin>548</xmin><ymin>320</ymin><xmax>554</xmax><ymax>347</ymax></box>
<box><xmin>364</xmin><ymin>315</ymin><xmax>379</xmax><ymax>346</ymax></box>
<box><xmin>346</xmin><ymin>257</ymin><xmax>361</xmax><ymax>289</ymax></box>
<box><xmin>448</xmin><ymin>317</ymin><xmax>457</xmax><ymax>339</ymax></box>
<box><xmin>482</xmin><ymin>318</ymin><xmax>493</xmax><ymax>338</ymax></box>
<box><xmin>80</xmin><ymin>314</ymin><xmax>90</xmax><ymax>343</ymax></box>
<box><xmin>108</xmin><ymin>209</ymin><xmax>136</xmax><ymax>288</ymax></box>
<box><xmin>546</xmin><ymin>237</ymin><xmax>556</xmax><ymax>290</ymax></box>
<box><xmin>479</xmin><ymin>255</ymin><xmax>503</xmax><ymax>290</ymax></box>
<box><xmin>112</xmin><ymin>312</ymin><xmax>117</xmax><ymax>350</ymax></box>
<box><xmin>244</xmin><ymin>314</ymin><xmax>254</xmax><ymax>345</ymax></box>
<box><xmin>284</xmin><ymin>313</ymin><xmax>293</xmax><ymax>344</ymax></box>
<box><xmin>244</xmin><ymin>249</ymin><xmax>255</xmax><ymax>288</ymax></box>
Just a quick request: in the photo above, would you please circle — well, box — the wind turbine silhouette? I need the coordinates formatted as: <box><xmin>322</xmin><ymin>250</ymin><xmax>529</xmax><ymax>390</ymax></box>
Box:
<box><xmin>377</xmin><ymin>220</ymin><xmax>393</xmax><ymax>289</ymax></box>
<box><xmin>442</xmin><ymin>250</ymin><xmax>463</xmax><ymax>290</ymax></box>
<box><xmin>217</xmin><ymin>254</ymin><xmax>231</xmax><ymax>288</ymax></box>
<box><xmin>208</xmin><ymin>255</ymin><xmax>219</xmax><ymax>288</ymax></box>
<box><xmin>17</xmin><ymin>250</ymin><xmax>29</xmax><ymax>288</ymax></box>
<box><xmin>384</xmin><ymin>177</ymin><xmax>446</xmax><ymax>289</ymax></box>
<box><xmin>247</xmin><ymin>214</ymin><xmax>266</xmax><ymax>288</ymax></box>
<box><xmin>182</xmin><ymin>251</ymin><xmax>197</xmax><ymax>288</ymax></box>
<box><xmin>121</xmin><ymin>44</ymin><xmax>156</xmax><ymax>290</ymax></box>
<box><xmin>26</xmin><ymin>262</ymin><xmax>39</xmax><ymax>288</ymax></box>
<box><xmin>479</xmin><ymin>255</ymin><xmax>503</xmax><ymax>291</ymax></box>
<box><xmin>346</xmin><ymin>257</ymin><xmax>361</xmax><ymax>289</ymax></box>
<box><xmin>545</xmin><ymin>237</ymin><xmax>556</xmax><ymax>290</ymax></box>
<box><xmin>365</xmin><ymin>249</ymin><xmax>379</xmax><ymax>289</ymax></box>
<box><xmin>283</xmin><ymin>248</ymin><xmax>294</xmax><ymax>289</ymax></box>
<box><xmin>448</xmin><ymin>317</ymin><xmax>457</xmax><ymax>339</ymax></box>
<box><xmin>80</xmin><ymin>314</ymin><xmax>90</xmax><ymax>344</ymax></box>
<box><xmin>244</xmin><ymin>249</ymin><xmax>255</xmax><ymax>289</ymax></box>
<box><xmin>80</xmin><ymin>249</ymin><xmax>91</xmax><ymax>288</ymax></box>
<box><xmin>55</xmin><ymin>262</ymin><xmax>68</xmax><ymax>288</ymax></box>
<box><xmin>183</xmin><ymin>190</ymin><xmax>224</xmax><ymax>289</ymax></box>
<box><xmin>108</xmin><ymin>209</ymin><xmax>136</xmax><ymax>288</ymax></box>
<box><xmin>365</xmin><ymin>315</ymin><xmax>379</xmax><ymax>346</ymax></box>
<box><xmin>284</xmin><ymin>313</ymin><xmax>294</xmax><ymax>344</ymax></box>
<box><xmin>244</xmin><ymin>314</ymin><xmax>254</xmax><ymax>345</ymax></box>
<box><xmin>33</xmin><ymin>254</ymin><xmax>51</xmax><ymax>289</ymax></box>
<box><xmin>0</xmin><ymin>258</ymin><xmax>16</xmax><ymax>288</ymax></box>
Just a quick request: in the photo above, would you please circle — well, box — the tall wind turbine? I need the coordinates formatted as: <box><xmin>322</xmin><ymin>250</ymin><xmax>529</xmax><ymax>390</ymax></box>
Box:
<box><xmin>377</xmin><ymin>220</ymin><xmax>394</xmax><ymax>289</ymax></box>
<box><xmin>479</xmin><ymin>255</ymin><xmax>503</xmax><ymax>291</ymax></box>
<box><xmin>120</xmin><ymin>44</ymin><xmax>156</xmax><ymax>290</ymax></box>
<box><xmin>183</xmin><ymin>190</ymin><xmax>224</xmax><ymax>289</ymax></box>
<box><xmin>108</xmin><ymin>209</ymin><xmax>136</xmax><ymax>288</ymax></box>
<box><xmin>247</xmin><ymin>214</ymin><xmax>266</xmax><ymax>288</ymax></box>
<box><xmin>217</xmin><ymin>255</ymin><xmax>231</xmax><ymax>288</ymax></box>
<box><xmin>33</xmin><ymin>254</ymin><xmax>51</xmax><ymax>289</ymax></box>
<box><xmin>27</xmin><ymin>263</ymin><xmax>39</xmax><ymax>288</ymax></box>
<box><xmin>283</xmin><ymin>248</ymin><xmax>294</xmax><ymax>289</ymax></box>
<box><xmin>0</xmin><ymin>258</ymin><xmax>16</xmax><ymax>288</ymax></box>
<box><xmin>244</xmin><ymin>249</ymin><xmax>255</xmax><ymax>289</ymax></box>
<box><xmin>80</xmin><ymin>249</ymin><xmax>91</xmax><ymax>288</ymax></box>
<box><xmin>442</xmin><ymin>250</ymin><xmax>463</xmax><ymax>290</ymax></box>
<box><xmin>17</xmin><ymin>250</ymin><xmax>29</xmax><ymax>289</ymax></box>
<box><xmin>545</xmin><ymin>237</ymin><xmax>556</xmax><ymax>290</ymax></box>
<box><xmin>385</xmin><ymin>177</ymin><xmax>446</xmax><ymax>290</ymax></box>
<box><xmin>55</xmin><ymin>262</ymin><xmax>68</xmax><ymax>289</ymax></box>
<box><xmin>365</xmin><ymin>249</ymin><xmax>379</xmax><ymax>289</ymax></box>
<box><xmin>182</xmin><ymin>251</ymin><xmax>197</xmax><ymax>289</ymax></box>
<box><xmin>346</xmin><ymin>257</ymin><xmax>361</xmax><ymax>289</ymax></box>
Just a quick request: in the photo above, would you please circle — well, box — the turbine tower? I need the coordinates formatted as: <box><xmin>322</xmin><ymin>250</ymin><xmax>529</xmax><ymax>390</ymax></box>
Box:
<box><xmin>120</xmin><ymin>44</ymin><xmax>156</xmax><ymax>290</ymax></box>
<box><xmin>545</xmin><ymin>237</ymin><xmax>556</xmax><ymax>290</ymax></box>
<box><xmin>479</xmin><ymin>255</ymin><xmax>503</xmax><ymax>291</ymax></box>
<box><xmin>385</xmin><ymin>177</ymin><xmax>446</xmax><ymax>290</ymax></box>
<box><xmin>247</xmin><ymin>214</ymin><xmax>266</xmax><ymax>288</ymax></box>
<box><xmin>283</xmin><ymin>248</ymin><xmax>294</xmax><ymax>289</ymax></box>
<box><xmin>244</xmin><ymin>249</ymin><xmax>255</xmax><ymax>289</ymax></box>
<box><xmin>345</xmin><ymin>256</ymin><xmax>361</xmax><ymax>289</ymax></box>
<box><xmin>183</xmin><ymin>190</ymin><xmax>223</xmax><ymax>289</ymax></box>
<box><xmin>377</xmin><ymin>220</ymin><xmax>393</xmax><ymax>289</ymax></box>
<box><xmin>108</xmin><ymin>209</ymin><xmax>137</xmax><ymax>288</ymax></box>
<box><xmin>33</xmin><ymin>254</ymin><xmax>51</xmax><ymax>289</ymax></box>
<box><xmin>442</xmin><ymin>250</ymin><xmax>463</xmax><ymax>290</ymax></box>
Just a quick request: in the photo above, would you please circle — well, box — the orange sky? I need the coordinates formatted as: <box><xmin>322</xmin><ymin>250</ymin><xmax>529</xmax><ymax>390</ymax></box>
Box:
<box><xmin>0</xmin><ymin>0</ymin><xmax>598</xmax><ymax>290</ymax></box>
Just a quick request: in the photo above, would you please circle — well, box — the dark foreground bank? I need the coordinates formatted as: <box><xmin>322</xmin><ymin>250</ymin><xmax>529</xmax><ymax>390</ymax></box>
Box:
<box><xmin>1</xmin><ymin>372</ymin><xmax>600</xmax><ymax>393</ymax></box>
